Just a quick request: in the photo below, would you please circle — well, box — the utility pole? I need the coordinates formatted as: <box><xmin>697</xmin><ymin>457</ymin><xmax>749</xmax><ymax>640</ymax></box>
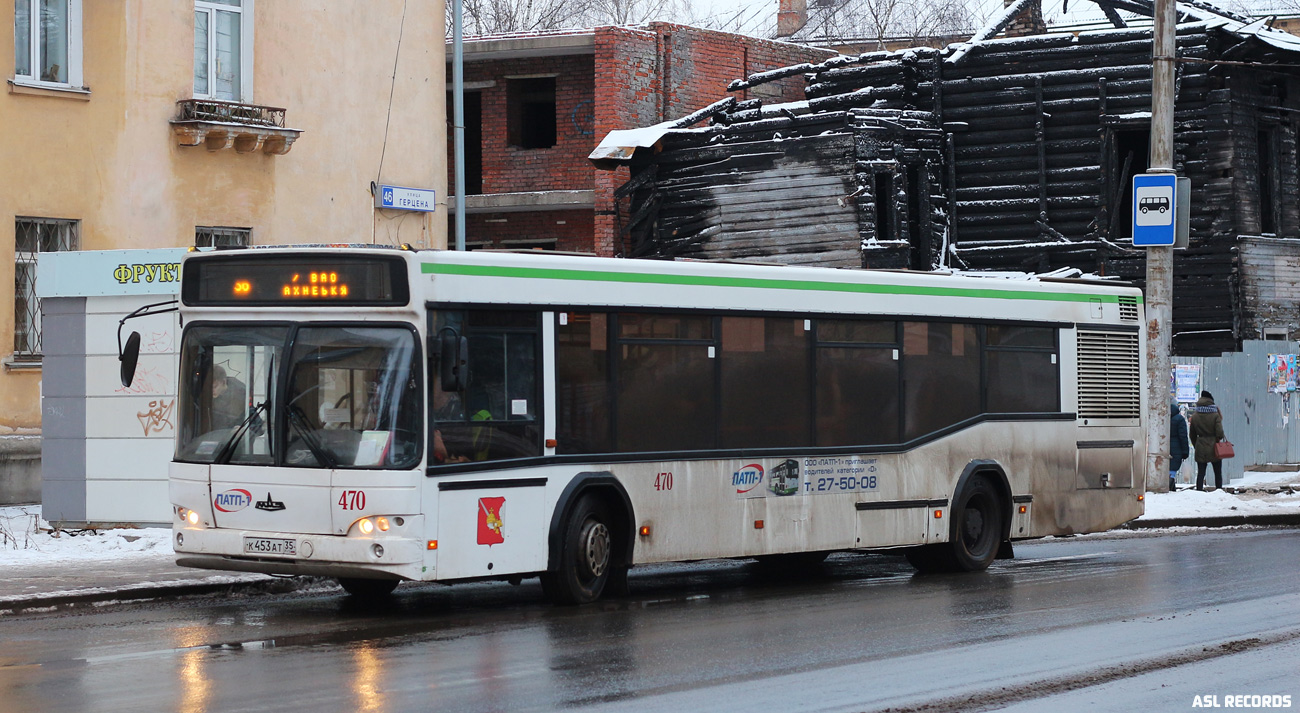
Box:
<box><xmin>1145</xmin><ymin>0</ymin><xmax>1176</xmax><ymax>492</ymax></box>
<box><xmin>452</xmin><ymin>0</ymin><xmax>466</xmax><ymax>251</ymax></box>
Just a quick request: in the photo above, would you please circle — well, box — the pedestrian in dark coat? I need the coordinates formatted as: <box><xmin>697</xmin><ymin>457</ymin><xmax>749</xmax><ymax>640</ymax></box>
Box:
<box><xmin>1188</xmin><ymin>390</ymin><xmax>1226</xmax><ymax>490</ymax></box>
<box><xmin>1169</xmin><ymin>401</ymin><xmax>1190</xmax><ymax>492</ymax></box>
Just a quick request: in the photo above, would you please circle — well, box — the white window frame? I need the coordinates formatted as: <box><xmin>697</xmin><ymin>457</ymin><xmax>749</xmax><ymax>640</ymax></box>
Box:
<box><xmin>193</xmin><ymin>0</ymin><xmax>254</xmax><ymax>103</ymax></box>
<box><xmin>13</xmin><ymin>217</ymin><xmax>79</xmax><ymax>360</ymax></box>
<box><xmin>11</xmin><ymin>0</ymin><xmax>83</xmax><ymax>89</ymax></box>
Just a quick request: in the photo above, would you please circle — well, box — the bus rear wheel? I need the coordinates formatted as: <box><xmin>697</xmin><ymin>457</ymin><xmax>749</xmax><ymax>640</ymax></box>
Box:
<box><xmin>542</xmin><ymin>495</ymin><xmax>615</xmax><ymax>605</ymax></box>
<box><xmin>337</xmin><ymin>577</ymin><xmax>399</xmax><ymax>598</ymax></box>
<box><xmin>906</xmin><ymin>476</ymin><xmax>1005</xmax><ymax>574</ymax></box>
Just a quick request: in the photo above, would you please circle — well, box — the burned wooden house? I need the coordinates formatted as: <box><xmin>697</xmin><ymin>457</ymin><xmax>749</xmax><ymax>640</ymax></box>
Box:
<box><xmin>592</xmin><ymin>0</ymin><xmax>1300</xmax><ymax>355</ymax></box>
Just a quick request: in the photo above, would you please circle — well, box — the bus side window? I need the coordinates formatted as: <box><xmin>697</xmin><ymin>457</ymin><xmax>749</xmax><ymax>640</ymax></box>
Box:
<box><xmin>430</xmin><ymin>311</ymin><xmax>467</xmax><ymax>420</ymax></box>
<box><xmin>429</xmin><ymin>309</ymin><xmax>541</xmax><ymax>463</ymax></box>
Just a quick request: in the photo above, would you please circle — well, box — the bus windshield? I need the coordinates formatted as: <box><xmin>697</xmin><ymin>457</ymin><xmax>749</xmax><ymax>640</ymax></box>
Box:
<box><xmin>177</xmin><ymin>324</ymin><xmax>422</xmax><ymax>469</ymax></box>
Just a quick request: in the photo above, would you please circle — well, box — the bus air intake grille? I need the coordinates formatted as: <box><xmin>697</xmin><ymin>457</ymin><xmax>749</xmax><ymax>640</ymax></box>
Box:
<box><xmin>1117</xmin><ymin>296</ymin><xmax>1139</xmax><ymax>322</ymax></box>
<box><xmin>1076</xmin><ymin>331</ymin><xmax>1141</xmax><ymax>419</ymax></box>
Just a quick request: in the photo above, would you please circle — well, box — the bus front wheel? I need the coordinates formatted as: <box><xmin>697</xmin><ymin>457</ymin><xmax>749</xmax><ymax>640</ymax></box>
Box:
<box><xmin>906</xmin><ymin>476</ymin><xmax>1005</xmax><ymax>574</ymax></box>
<box><xmin>542</xmin><ymin>494</ymin><xmax>615</xmax><ymax>605</ymax></box>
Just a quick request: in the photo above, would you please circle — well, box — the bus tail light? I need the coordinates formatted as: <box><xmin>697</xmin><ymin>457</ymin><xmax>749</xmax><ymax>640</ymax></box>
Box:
<box><xmin>427</xmin><ymin>540</ymin><xmax>438</xmax><ymax>550</ymax></box>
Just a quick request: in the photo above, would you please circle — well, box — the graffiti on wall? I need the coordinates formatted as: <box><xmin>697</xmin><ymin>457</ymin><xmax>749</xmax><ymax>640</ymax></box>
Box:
<box><xmin>137</xmin><ymin>399</ymin><xmax>175</xmax><ymax>436</ymax></box>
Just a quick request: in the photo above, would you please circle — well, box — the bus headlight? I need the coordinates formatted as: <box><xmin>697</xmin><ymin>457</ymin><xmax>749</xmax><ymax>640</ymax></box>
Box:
<box><xmin>352</xmin><ymin>516</ymin><xmax>404</xmax><ymax>536</ymax></box>
<box><xmin>177</xmin><ymin>507</ymin><xmax>200</xmax><ymax>526</ymax></box>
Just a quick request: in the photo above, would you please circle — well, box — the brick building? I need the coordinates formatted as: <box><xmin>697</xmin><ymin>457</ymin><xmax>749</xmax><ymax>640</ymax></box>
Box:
<box><xmin>447</xmin><ymin>24</ymin><xmax>835</xmax><ymax>255</ymax></box>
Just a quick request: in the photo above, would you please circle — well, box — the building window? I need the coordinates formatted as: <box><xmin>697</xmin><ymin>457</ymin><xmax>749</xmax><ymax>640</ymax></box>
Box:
<box><xmin>196</xmin><ymin>226</ymin><xmax>251</xmax><ymax>248</ymax></box>
<box><xmin>507</xmin><ymin>78</ymin><xmax>556</xmax><ymax>149</ymax></box>
<box><xmin>194</xmin><ymin>0</ymin><xmax>253</xmax><ymax>102</ymax></box>
<box><xmin>14</xmin><ymin>218</ymin><xmax>78</xmax><ymax>358</ymax></box>
<box><xmin>13</xmin><ymin>0</ymin><xmax>82</xmax><ymax>87</ymax></box>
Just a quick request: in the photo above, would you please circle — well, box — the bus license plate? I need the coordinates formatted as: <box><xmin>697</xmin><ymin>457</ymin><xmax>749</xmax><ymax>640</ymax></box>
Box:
<box><xmin>243</xmin><ymin>537</ymin><xmax>297</xmax><ymax>556</ymax></box>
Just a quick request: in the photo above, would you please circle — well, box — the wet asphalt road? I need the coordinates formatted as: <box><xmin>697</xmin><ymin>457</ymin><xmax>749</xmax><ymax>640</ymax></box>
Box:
<box><xmin>1</xmin><ymin>528</ymin><xmax>1298</xmax><ymax>713</ymax></box>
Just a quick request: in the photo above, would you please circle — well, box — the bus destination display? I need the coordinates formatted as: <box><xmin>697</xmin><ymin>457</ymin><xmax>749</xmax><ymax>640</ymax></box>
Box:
<box><xmin>182</xmin><ymin>255</ymin><xmax>409</xmax><ymax>306</ymax></box>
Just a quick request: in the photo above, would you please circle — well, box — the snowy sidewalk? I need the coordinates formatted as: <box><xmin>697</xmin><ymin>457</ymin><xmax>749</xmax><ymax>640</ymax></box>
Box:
<box><xmin>0</xmin><ymin>507</ymin><xmax>281</xmax><ymax>611</ymax></box>
<box><xmin>1</xmin><ymin>470</ymin><xmax>1298</xmax><ymax>610</ymax></box>
<box><xmin>1129</xmin><ymin>469</ymin><xmax>1300</xmax><ymax>528</ymax></box>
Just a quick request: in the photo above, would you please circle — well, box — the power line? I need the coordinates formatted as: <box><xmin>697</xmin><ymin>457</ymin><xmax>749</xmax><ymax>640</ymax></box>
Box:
<box><xmin>377</xmin><ymin>0</ymin><xmax>410</xmax><ymax>184</ymax></box>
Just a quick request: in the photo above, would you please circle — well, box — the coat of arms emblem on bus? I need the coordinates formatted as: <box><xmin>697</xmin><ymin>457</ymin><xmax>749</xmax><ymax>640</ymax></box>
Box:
<box><xmin>768</xmin><ymin>459</ymin><xmax>800</xmax><ymax>496</ymax></box>
<box><xmin>477</xmin><ymin>497</ymin><xmax>505</xmax><ymax>546</ymax></box>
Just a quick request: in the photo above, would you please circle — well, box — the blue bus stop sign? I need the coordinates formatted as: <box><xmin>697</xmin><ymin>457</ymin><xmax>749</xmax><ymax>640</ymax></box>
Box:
<box><xmin>1132</xmin><ymin>173</ymin><xmax>1178</xmax><ymax>246</ymax></box>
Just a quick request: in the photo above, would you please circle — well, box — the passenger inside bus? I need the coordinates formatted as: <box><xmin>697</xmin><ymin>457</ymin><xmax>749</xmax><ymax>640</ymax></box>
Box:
<box><xmin>210</xmin><ymin>365</ymin><xmax>248</xmax><ymax>431</ymax></box>
<box><xmin>432</xmin><ymin>388</ymin><xmax>494</xmax><ymax>463</ymax></box>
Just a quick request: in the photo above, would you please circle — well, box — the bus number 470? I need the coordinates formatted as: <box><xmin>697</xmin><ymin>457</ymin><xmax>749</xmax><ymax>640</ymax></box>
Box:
<box><xmin>338</xmin><ymin>490</ymin><xmax>366</xmax><ymax>510</ymax></box>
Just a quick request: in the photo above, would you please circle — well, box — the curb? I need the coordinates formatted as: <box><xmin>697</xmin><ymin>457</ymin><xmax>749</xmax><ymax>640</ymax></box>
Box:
<box><xmin>0</xmin><ymin>577</ymin><xmax>310</xmax><ymax>614</ymax></box>
<box><xmin>1122</xmin><ymin>513</ymin><xmax>1300</xmax><ymax>529</ymax></box>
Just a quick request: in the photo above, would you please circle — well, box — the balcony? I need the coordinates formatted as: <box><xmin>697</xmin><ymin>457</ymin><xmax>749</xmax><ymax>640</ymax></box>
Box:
<box><xmin>170</xmin><ymin>99</ymin><xmax>303</xmax><ymax>155</ymax></box>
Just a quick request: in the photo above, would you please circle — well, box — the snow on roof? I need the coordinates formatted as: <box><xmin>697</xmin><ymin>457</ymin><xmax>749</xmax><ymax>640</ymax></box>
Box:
<box><xmin>589</xmin><ymin>97</ymin><xmax>739</xmax><ymax>166</ymax></box>
<box><xmin>588</xmin><ymin>119</ymin><xmax>689</xmax><ymax>164</ymax></box>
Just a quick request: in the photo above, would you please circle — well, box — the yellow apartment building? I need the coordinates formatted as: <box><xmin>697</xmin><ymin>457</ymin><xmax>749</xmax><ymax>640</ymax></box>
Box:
<box><xmin>1</xmin><ymin>0</ymin><xmax>448</xmax><ymax>432</ymax></box>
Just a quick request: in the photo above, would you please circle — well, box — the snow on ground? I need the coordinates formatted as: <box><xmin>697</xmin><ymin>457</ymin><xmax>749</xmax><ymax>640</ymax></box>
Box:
<box><xmin>1141</xmin><ymin>469</ymin><xmax>1300</xmax><ymax>521</ymax></box>
<box><xmin>0</xmin><ymin>505</ymin><xmax>173</xmax><ymax>567</ymax></box>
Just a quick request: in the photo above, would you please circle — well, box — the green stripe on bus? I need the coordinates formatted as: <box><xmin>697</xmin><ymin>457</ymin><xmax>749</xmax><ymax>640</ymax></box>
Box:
<box><xmin>420</xmin><ymin>262</ymin><xmax>1144</xmax><ymax>304</ymax></box>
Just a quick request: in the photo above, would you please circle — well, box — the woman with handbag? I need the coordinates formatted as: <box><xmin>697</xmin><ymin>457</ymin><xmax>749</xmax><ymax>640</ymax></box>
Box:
<box><xmin>1189</xmin><ymin>390</ymin><xmax>1227</xmax><ymax>491</ymax></box>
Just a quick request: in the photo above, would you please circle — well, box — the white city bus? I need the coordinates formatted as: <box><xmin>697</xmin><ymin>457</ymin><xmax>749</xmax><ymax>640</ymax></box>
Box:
<box><xmin>127</xmin><ymin>246</ymin><xmax>1147</xmax><ymax>602</ymax></box>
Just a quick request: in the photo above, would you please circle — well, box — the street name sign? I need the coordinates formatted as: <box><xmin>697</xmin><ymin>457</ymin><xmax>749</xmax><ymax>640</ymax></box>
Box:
<box><xmin>374</xmin><ymin>184</ymin><xmax>437</xmax><ymax>213</ymax></box>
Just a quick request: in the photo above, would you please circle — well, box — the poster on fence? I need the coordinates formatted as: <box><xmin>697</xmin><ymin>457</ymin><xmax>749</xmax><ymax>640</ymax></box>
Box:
<box><xmin>1267</xmin><ymin>354</ymin><xmax>1298</xmax><ymax>393</ymax></box>
<box><xmin>1173</xmin><ymin>364</ymin><xmax>1201</xmax><ymax>403</ymax></box>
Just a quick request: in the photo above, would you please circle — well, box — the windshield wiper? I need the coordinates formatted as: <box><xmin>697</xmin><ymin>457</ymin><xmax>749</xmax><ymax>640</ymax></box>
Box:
<box><xmin>213</xmin><ymin>400</ymin><xmax>269</xmax><ymax>464</ymax></box>
<box><xmin>287</xmin><ymin>405</ymin><xmax>338</xmax><ymax>468</ymax></box>
<box><xmin>214</xmin><ymin>354</ymin><xmax>275</xmax><ymax>465</ymax></box>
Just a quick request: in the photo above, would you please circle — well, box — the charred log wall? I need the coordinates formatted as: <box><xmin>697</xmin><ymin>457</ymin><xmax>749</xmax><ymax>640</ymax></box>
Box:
<box><xmin>625</xmin><ymin>112</ymin><xmax>863</xmax><ymax>264</ymax></box>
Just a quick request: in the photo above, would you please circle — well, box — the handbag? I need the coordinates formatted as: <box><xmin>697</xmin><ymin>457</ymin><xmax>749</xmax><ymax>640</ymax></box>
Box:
<box><xmin>1213</xmin><ymin>440</ymin><xmax>1235</xmax><ymax>460</ymax></box>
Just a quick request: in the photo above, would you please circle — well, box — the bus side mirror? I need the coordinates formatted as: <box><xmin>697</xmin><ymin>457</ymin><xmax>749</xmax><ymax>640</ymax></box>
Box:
<box><xmin>439</xmin><ymin>332</ymin><xmax>468</xmax><ymax>392</ymax></box>
<box><xmin>119</xmin><ymin>331</ymin><xmax>142</xmax><ymax>388</ymax></box>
